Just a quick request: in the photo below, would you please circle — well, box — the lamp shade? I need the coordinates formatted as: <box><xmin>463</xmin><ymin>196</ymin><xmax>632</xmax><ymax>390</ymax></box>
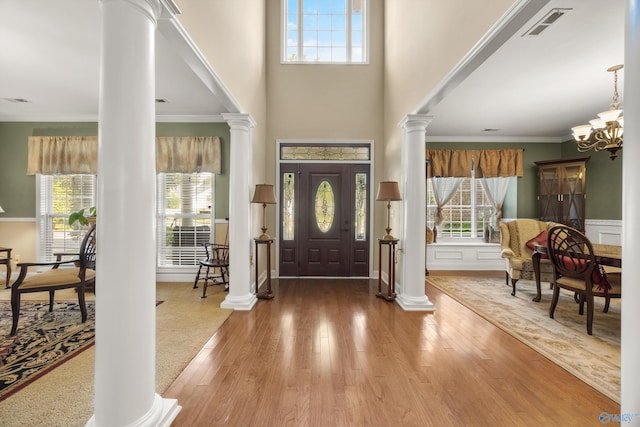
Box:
<box><xmin>251</xmin><ymin>184</ymin><xmax>277</xmax><ymax>204</ymax></box>
<box><xmin>376</xmin><ymin>181</ymin><xmax>401</xmax><ymax>201</ymax></box>
<box><xmin>598</xmin><ymin>109</ymin><xmax>623</xmax><ymax>123</ymax></box>
<box><xmin>0</xmin><ymin>205</ymin><xmax>4</xmax><ymax>213</ymax></box>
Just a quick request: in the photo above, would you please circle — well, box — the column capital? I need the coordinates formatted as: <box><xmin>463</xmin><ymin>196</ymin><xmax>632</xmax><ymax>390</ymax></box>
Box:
<box><xmin>101</xmin><ymin>0</ymin><xmax>163</xmax><ymax>24</ymax></box>
<box><xmin>222</xmin><ymin>113</ymin><xmax>256</xmax><ymax>131</ymax></box>
<box><xmin>398</xmin><ymin>114</ymin><xmax>433</xmax><ymax>133</ymax></box>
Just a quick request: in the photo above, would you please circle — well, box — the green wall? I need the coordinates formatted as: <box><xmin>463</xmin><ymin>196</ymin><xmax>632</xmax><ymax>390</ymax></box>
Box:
<box><xmin>0</xmin><ymin>121</ymin><xmax>231</xmax><ymax>219</ymax></box>
<box><xmin>425</xmin><ymin>141</ymin><xmax>622</xmax><ymax>220</ymax></box>
<box><xmin>560</xmin><ymin>140</ymin><xmax>622</xmax><ymax>220</ymax></box>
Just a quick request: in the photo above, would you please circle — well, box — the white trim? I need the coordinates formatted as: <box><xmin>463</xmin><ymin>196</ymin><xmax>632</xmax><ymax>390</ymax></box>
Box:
<box><xmin>426</xmin><ymin>135</ymin><xmax>564</xmax><ymax>143</ymax></box>
<box><xmin>0</xmin><ymin>217</ymin><xmax>36</xmax><ymax>222</ymax></box>
<box><xmin>584</xmin><ymin>219</ymin><xmax>622</xmax><ymax>246</ymax></box>
<box><xmin>427</xmin><ymin>220</ymin><xmax>624</xmax><ymax>271</ymax></box>
<box><xmin>0</xmin><ymin>114</ymin><xmax>228</xmax><ymax>123</ymax></box>
<box><xmin>426</xmin><ymin>242</ymin><xmax>503</xmax><ymax>271</ymax></box>
<box><xmin>156</xmin><ymin>115</ymin><xmax>226</xmax><ymax>122</ymax></box>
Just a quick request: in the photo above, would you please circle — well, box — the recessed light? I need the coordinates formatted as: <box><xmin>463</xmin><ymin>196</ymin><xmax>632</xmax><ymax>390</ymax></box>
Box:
<box><xmin>155</xmin><ymin>98</ymin><xmax>169</xmax><ymax>103</ymax></box>
<box><xmin>2</xmin><ymin>98</ymin><xmax>31</xmax><ymax>103</ymax></box>
<box><xmin>482</xmin><ymin>128</ymin><xmax>500</xmax><ymax>132</ymax></box>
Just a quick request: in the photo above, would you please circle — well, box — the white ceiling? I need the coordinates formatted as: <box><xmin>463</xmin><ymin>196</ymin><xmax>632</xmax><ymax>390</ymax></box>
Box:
<box><xmin>0</xmin><ymin>0</ymin><xmax>626</xmax><ymax>140</ymax></box>
<box><xmin>423</xmin><ymin>0</ymin><xmax>625</xmax><ymax>142</ymax></box>
<box><xmin>0</xmin><ymin>0</ymin><xmax>236</xmax><ymax>121</ymax></box>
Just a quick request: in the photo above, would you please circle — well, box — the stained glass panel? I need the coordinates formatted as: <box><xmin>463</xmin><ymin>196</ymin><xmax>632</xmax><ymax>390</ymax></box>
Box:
<box><xmin>315</xmin><ymin>180</ymin><xmax>335</xmax><ymax>233</ymax></box>
<box><xmin>281</xmin><ymin>145</ymin><xmax>370</xmax><ymax>160</ymax></box>
<box><xmin>354</xmin><ymin>173</ymin><xmax>366</xmax><ymax>240</ymax></box>
<box><xmin>282</xmin><ymin>172</ymin><xmax>295</xmax><ymax>240</ymax></box>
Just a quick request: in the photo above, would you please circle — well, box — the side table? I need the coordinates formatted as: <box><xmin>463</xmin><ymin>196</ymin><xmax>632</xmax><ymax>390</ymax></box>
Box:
<box><xmin>254</xmin><ymin>238</ymin><xmax>274</xmax><ymax>299</ymax></box>
<box><xmin>0</xmin><ymin>247</ymin><xmax>11</xmax><ymax>288</ymax></box>
<box><xmin>377</xmin><ymin>238</ymin><xmax>399</xmax><ymax>302</ymax></box>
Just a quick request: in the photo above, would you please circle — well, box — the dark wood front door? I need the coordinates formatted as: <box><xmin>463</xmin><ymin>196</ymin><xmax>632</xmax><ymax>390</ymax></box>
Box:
<box><xmin>279</xmin><ymin>163</ymin><xmax>369</xmax><ymax>277</ymax></box>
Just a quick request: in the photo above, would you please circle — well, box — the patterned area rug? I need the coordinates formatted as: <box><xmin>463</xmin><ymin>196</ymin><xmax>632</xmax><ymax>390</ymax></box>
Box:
<box><xmin>427</xmin><ymin>276</ymin><xmax>620</xmax><ymax>403</ymax></box>
<box><xmin>0</xmin><ymin>301</ymin><xmax>96</xmax><ymax>401</ymax></box>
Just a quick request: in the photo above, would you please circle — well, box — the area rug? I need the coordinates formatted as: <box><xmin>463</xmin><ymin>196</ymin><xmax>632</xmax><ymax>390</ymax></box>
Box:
<box><xmin>427</xmin><ymin>275</ymin><xmax>620</xmax><ymax>403</ymax></box>
<box><xmin>0</xmin><ymin>300</ymin><xmax>96</xmax><ymax>401</ymax></box>
<box><xmin>0</xmin><ymin>282</ymin><xmax>232</xmax><ymax>427</ymax></box>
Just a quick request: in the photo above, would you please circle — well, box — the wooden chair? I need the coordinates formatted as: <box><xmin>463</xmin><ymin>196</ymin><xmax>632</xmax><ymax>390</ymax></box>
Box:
<box><xmin>10</xmin><ymin>224</ymin><xmax>96</xmax><ymax>336</ymax></box>
<box><xmin>193</xmin><ymin>243</ymin><xmax>229</xmax><ymax>298</ymax></box>
<box><xmin>0</xmin><ymin>247</ymin><xmax>11</xmax><ymax>288</ymax></box>
<box><xmin>546</xmin><ymin>225</ymin><xmax>621</xmax><ymax>335</ymax></box>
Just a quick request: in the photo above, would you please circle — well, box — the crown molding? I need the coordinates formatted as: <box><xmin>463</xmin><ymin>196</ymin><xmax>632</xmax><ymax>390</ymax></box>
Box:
<box><xmin>425</xmin><ymin>135</ymin><xmax>564</xmax><ymax>143</ymax></box>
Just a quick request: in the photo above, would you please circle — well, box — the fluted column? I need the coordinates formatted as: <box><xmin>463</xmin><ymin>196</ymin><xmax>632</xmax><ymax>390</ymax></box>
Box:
<box><xmin>221</xmin><ymin>113</ymin><xmax>258</xmax><ymax>310</ymax></box>
<box><xmin>396</xmin><ymin>114</ymin><xmax>435</xmax><ymax>311</ymax></box>
<box><xmin>622</xmin><ymin>0</ymin><xmax>640</xmax><ymax>420</ymax></box>
<box><xmin>88</xmin><ymin>0</ymin><xmax>179</xmax><ymax>425</ymax></box>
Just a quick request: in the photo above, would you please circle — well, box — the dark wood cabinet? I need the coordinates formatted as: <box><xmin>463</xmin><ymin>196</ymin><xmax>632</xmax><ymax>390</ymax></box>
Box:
<box><xmin>534</xmin><ymin>157</ymin><xmax>589</xmax><ymax>231</ymax></box>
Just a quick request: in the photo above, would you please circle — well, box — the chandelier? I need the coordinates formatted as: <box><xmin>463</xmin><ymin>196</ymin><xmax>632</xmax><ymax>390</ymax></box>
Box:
<box><xmin>571</xmin><ymin>64</ymin><xmax>624</xmax><ymax>160</ymax></box>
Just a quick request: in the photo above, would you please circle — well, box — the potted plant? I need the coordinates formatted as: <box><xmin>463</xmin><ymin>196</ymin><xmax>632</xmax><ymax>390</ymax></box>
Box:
<box><xmin>68</xmin><ymin>206</ymin><xmax>96</xmax><ymax>226</ymax></box>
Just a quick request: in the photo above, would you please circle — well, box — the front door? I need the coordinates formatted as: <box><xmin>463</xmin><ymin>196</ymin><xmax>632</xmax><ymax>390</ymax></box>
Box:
<box><xmin>279</xmin><ymin>163</ymin><xmax>369</xmax><ymax>277</ymax></box>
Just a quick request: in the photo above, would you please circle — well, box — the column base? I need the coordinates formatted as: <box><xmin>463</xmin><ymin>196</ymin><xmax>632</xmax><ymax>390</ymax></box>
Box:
<box><xmin>395</xmin><ymin>294</ymin><xmax>436</xmax><ymax>311</ymax></box>
<box><xmin>86</xmin><ymin>395</ymin><xmax>181</xmax><ymax>427</ymax></box>
<box><xmin>221</xmin><ymin>293</ymin><xmax>258</xmax><ymax>310</ymax></box>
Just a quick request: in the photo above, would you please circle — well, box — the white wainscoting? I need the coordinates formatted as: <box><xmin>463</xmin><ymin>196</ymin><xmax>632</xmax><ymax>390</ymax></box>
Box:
<box><xmin>426</xmin><ymin>241</ymin><xmax>503</xmax><ymax>271</ymax></box>
<box><xmin>584</xmin><ymin>219</ymin><xmax>623</xmax><ymax>245</ymax></box>
<box><xmin>426</xmin><ymin>219</ymin><xmax>623</xmax><ymax>271</ymax></box>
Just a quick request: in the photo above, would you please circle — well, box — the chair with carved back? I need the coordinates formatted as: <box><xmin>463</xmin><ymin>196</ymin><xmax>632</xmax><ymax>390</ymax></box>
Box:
<box><xmin>546</xmin><ymin>225</ymin><xmax>621</xmax><ymax>335</ymax></box>
<box><xmin>10</xmin><ymin>224</ymin><xmax>96</xmax><ymax>336</ymax></box>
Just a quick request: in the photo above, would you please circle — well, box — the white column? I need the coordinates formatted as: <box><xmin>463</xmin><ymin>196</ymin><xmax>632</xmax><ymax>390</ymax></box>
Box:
<box><xmin>220</xmin><ymin>113</ymin><xmax>257</xmax><ymax>310</ymax></box>
<box><xmin>88</xmin><ymin>0</ymin><xmax>179</xmax><ymax>426</ymax></box>
<box><xmin>622</xmin><ymin>0</ymin><xmax>640</xmax><ymax>422</ymax></box>
<box><xmin>396</xmin><ymin>115</ymin><xmax>435</xmax><ymax>311</ymax></box>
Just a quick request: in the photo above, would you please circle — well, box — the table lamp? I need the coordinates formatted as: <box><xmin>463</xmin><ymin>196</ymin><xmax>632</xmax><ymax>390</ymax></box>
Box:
<box><xmin>0</xmin><ymin>205</ymin><xmax>4</xmax><ymax>213</ymax></box>
<box><xmin>376</xmin><ymin>181</ymin><xmax>401</xmax><ymax>240</ymax></box>
<box><xmin>251</xmin><ymin>184</ymin><xmax>277</xmax><ymax>239</ymax></box>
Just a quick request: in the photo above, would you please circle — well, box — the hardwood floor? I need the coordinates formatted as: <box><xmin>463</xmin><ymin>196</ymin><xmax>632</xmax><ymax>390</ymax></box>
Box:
<box><xmin>164</xmin><ymin>277</ymin><xmax>619</xmax><ymax>426</ymax></box>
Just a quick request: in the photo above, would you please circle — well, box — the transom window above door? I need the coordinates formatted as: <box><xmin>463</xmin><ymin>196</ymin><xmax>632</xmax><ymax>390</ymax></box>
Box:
<box><xmin>283</xmin><ymin>0</ymin><xmax>368</xmax><ymax>64</ymax></box>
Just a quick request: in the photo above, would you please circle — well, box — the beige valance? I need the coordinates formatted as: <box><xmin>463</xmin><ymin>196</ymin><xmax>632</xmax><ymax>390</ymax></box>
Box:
<box><xmin>156</xmin><ymin>136</ymin><xmax>221</xmax><ymax>174</ymax></box>
<box><xmin>27</xmin><ymin>135</ymin><xmax>221</xmax><ymax>175</ymax></box>
<box><xmin>426</xmin><ymin>149</ymin><xmax>523</xmax><ymax>178</ymax></box>
<box><xmin>27</xmin><ymin>136</ymin><xmax>98</xmax><ymax>175</ymax></box>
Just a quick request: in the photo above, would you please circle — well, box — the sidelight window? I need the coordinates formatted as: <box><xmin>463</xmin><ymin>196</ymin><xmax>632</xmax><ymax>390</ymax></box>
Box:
<box><xmin>354</xmin><ymin>173</ymin><xmax>367</xmax><ymax>240</ymax></box>
<box><xmin>282</xmin><ymin>172</ymin><xmax>296</xmax><ymax>240</ymax></box>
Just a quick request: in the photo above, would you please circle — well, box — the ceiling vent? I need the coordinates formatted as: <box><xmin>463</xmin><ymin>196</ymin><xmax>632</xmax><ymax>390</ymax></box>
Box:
<box><xmin>522</xmin><ymin>8</ymin><xmax>571</xmax><ymax>37</ymax></box>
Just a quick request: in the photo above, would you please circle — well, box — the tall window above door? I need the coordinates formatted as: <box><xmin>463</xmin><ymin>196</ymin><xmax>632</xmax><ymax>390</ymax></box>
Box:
<box><xmin>283</xmin><ymin>0</ymin><xmax>367</xmax><ymax>64</ymax></box>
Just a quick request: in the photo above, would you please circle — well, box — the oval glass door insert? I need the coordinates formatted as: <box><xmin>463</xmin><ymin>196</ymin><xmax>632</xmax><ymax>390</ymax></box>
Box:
<box><xmin>315</xmin><ymin>180</ymin><xmax>335</xmax><ymax>233</ymax></box>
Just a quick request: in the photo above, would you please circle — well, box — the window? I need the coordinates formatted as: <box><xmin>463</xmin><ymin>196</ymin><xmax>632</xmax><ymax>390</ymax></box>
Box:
<box><xmin>156</xmin><ymin>173</ymin><xmax>214</xmax><ymax>268</ymax></box>
<box><xmin>37</xmin><ymin>172</ymin><xmax>215</xmax><ymax>269</ymax></box>
<box><xmin>37</xmin><ymin>174</ymin><xmax>96</xmax><ymax>262</ymax></box>
<box><xmin>426</xmin><ymin>175</ymin><xmax>495</xmax><ymax>240</ymax></box>
<box><xmin>283</xmin><ymin>0</ymin><xmax>367</xmax><ymax>63</ymax></box>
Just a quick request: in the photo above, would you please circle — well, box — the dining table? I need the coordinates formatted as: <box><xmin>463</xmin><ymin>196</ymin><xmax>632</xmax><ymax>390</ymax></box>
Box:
<box><xmin>531</xmin><ymin>243</ymin><xmax>622</xmax><ymax>302</ymax></box>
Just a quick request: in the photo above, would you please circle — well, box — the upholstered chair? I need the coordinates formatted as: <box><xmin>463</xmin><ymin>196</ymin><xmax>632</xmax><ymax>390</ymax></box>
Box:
<box><xmin>499</xmin><ymin>219</ymin><xmax>558</xmax><ymax>300</ymax></box>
